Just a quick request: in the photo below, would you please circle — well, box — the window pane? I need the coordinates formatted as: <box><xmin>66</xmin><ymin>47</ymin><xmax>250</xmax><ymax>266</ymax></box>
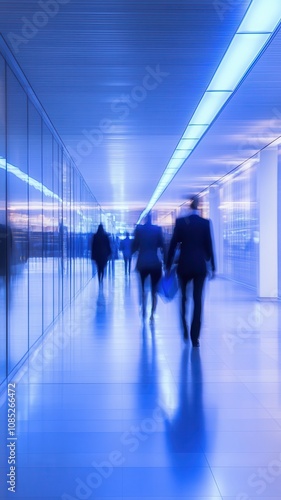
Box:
<box><xmin>221</xmin><ymin>165</ymin><xmax>258</xmax><ymax>288</ymax></box>
<box><xmin>53</xmin><ymin>141</ymin><xmax>62</xmax><ymax>319</ymax></box>
<box><xmin>6</xmin><ymin>68</ymin><xmax>28</xmax><ymax>373</ymax></box>
<box><xmin>62</xmin><ymin>154</ymin><xmax>71</xmax><ymax>308</ymax></box>
<box><xmin>42</xmin><ymin>123</ymin><xmax>54</xmax><ymax>332</ymax></box>
<box><xmin>28</xmin><ymin>101</ymin><xmax>43</xmax><ymax>348</ymax></box>
<box><xmin>0</xmin><ymin>54</ymin><xmax>7</xmax><ymax>383</ymax></box>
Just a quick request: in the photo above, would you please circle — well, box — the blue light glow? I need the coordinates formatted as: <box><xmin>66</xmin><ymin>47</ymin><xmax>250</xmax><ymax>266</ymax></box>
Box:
<box><xmin>177</xmin><ymin>138</ymin><xmax>198</xmax><ymax>150</ymax></box>
<box><xmin>137</xmin><ymin>0</ymin><xmax>281</xmax><ymax>223</ymax></box>
<box><xmin>238</xmin><ymin>0</ymin><xmax>281</xmax><ymax>33</ymax></box>
<box><xmin>0</xmin><ymin>157</ymin><xmax>62</xmax><ymax>202</ymax></box>
<box><xmin>190</xmin><ymin>91</ymin><xmax>232</xmax><ymax>125</ymax></box>
<box><xmin>182</xmin><ymin>124</ymin><xmax>209</xmax><ymax>140</ymax></box>
<box><xmin>207</xmin><ymin>34</ymin><xmax>270</xmax><ymax>92</ymax></box>
<box><xmin>173</xmin><ymin>150</ymin><xmax>192</xmax><ymax>160</ymax></box>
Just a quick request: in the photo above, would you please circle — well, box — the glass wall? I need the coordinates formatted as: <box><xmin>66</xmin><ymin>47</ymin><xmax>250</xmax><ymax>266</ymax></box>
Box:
<box><xmin>0</xmin><ymin>54</ymin><xmax>7</xmax><ymax>384</ymax></box>
<box><xmin>28</xmin><ymin>101</ymin><xmax>43</xmax><ymax>349</ymax></box>
<box><xmin>278</xmin><ymin>146</ymin><xmax>281</xmax><ymax>299</ymax></box>
<box><xmin>0</xmin><ymin>43</ymin><xmax>100</xmax><ymax>385</ymax></box>
<box><xmin>220</xmin><ymin>164</ymin><xmax>258</xmax><ymax>288</ymax></box>
<box><xmin>6</xmin><ymin>67</ymin><xmax>29</xmax><ymax>373</ymax></box>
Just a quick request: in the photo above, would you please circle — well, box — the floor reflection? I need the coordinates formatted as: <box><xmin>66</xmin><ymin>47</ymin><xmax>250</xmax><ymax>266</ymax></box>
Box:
<box><xmin>1</xmin><ymin>261</ymin><xmax>281</xmax><ymax>498</ymax></box>
<box><xmin>164</xmin><ymin>347</ymin><xmax>206</xmax><ymax>455</ymax></box>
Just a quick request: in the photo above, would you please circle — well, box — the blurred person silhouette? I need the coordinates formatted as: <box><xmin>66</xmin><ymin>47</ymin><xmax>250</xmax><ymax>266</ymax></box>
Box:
<box><xmin>110</xmin><ymin>234</ymin><xmax>119</xmax><ymax>260</ymax></box>
<box><xmin>0</xmin><ymin>222</ymin><xmax>13</xmax><ymax>281</ymax></box>
<box><xmin>108</xmin><ymin>234</ymin><xmax>119</xmax><ymax>275</ymax></box>
<box><xmin>132</xmin><ymin>212</ymin><xmax>165</xmax><ymax>322</ymax></box>
<box><xmin>166</xmin><ymin>196</ymin><xmax>216</xmax><ymax>346</ymax></box>
<box><xmin>120</xmin><ymin>232</ymin><xmax>133</xmax><ymax>275</ymax></box>
<box><xmin>91</xmin><ymin>224</ymin><xmax>111</xmax><ymax>286</ymax></box>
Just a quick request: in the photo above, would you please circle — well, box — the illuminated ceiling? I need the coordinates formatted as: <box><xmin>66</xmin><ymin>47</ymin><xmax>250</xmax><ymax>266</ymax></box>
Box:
<box><xmin>0</xmin><ymin>0</ymin><xmax>281</xmax><ymax>228</ymax></box>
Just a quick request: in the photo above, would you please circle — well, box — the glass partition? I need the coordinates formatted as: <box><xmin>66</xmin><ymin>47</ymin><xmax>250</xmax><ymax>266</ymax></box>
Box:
<box><xmin>6</xmin><ymin>67</ymin><xmax>29</xmax><ymax>373</ymax></box>
<box><xmin>0</xmin><ymin>55</ymin><xmax>7</xmax><ymax>383</ymax></box>
<box><xmin>28</xmin><ymin>101</ymin><xmax>43</xmax><ymax>349</ymax></box>
<box><xmin>220</xmin><ymin>164</ymin><xmax>258</xmax><ymax>288</ymax></box>
<box><xmin>53</xmin><ymin>141</ymin><xmax>62</xmax><ymax>320</ymax></box>
<box><xmin>42</xmin><ymin>123</ymin><xmax>54</xmax><ymax>332</ymax></box>
<box><xmin>0</xmin><ymin>38</ymin><xmax>101</xmax><ymax>384</ymax></box>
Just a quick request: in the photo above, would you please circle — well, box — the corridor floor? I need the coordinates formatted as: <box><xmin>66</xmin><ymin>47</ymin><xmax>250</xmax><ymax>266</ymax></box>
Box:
<box><xmin>1</xmin><ymin>260</ymin><xmax>281</xmax><ymax>499</ymax></box>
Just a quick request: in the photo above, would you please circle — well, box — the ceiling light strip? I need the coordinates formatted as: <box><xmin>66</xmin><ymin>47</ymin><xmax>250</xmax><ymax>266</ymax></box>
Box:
<box><xmin>138</xmin><ymin>0</ymin><xmax>281</xmax><ymax>222</ymax></box>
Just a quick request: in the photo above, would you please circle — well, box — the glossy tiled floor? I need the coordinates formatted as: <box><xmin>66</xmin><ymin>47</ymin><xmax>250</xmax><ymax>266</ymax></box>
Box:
<box><xmin>1</xmin><ymin>260</ymin><xmax>281</xmax><ymax>499</ymax></box>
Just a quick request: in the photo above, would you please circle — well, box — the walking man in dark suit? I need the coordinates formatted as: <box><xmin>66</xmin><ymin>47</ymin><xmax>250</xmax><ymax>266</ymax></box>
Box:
<box><xmin>166</xmin><ymin>196</ymin><xmax>216</xmax><ymax>346</ymax></box>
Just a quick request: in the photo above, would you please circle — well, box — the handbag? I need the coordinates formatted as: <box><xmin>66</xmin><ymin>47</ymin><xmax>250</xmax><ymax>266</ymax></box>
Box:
<box><xmin>158</xmin><ymin>267</ymin><xmax>178</xmax><ymax>302</ymax></box>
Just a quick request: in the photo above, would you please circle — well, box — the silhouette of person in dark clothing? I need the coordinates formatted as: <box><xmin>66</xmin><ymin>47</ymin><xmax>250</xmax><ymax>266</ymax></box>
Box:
<box><xmin>132</xmin><ymin>213</ymin><xmax>164</xmax><ymax>321</ymax></box>
<box><xmin>120</xmin><ymin>232</ymin><xmax>132</xmax><ymax>275</ymax></box>
<box><xmin>0</xmin><ymin>223</ymin><xmax>13</xmax><ymax>279</ymax></box>
<box><xmin>166</xmin><ymin>196</ymin><xmax>216</xmax><ymax>346</ymax></box>
<box><xmin>91</xmin><ymin>224</ymin><xmax>111</xmax><ymax>285</ymax></box>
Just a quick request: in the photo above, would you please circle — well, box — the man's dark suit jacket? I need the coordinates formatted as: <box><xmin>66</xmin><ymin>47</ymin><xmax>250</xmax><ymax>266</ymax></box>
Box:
<box><xmin>166</xmin><ymin>214</ymin><xmax>216</xmax><ymax>276</ymax></box>
<box><xmin>132</xmin><ymin>222</ymin><xmax>164</xmax><ymax>271</ymax></box>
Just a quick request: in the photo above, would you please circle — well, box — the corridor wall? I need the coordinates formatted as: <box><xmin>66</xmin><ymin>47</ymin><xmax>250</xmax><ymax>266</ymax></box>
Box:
<box><xmin>0</xmin><ymin>48</ymin><xmax>100</xmax><ymax>385</ymax></box>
